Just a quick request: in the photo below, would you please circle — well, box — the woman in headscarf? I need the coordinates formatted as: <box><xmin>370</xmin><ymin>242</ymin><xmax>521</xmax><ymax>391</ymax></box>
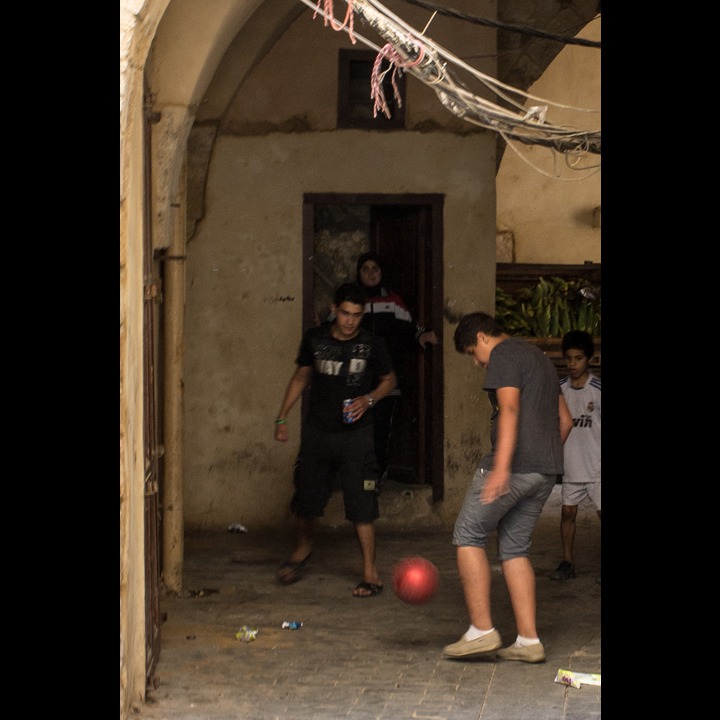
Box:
<box><xmin>353</xmin><ymin>251</ymin><xmax>438</xmax><ymax>480</ymax></box>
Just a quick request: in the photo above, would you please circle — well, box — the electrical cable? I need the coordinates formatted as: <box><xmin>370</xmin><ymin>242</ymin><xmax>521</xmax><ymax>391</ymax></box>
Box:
<box><xmin>400</xmin><ymin>0</ymin><xmax>601</xmax><ymax>48</ymax></box>
<box><xmin>300</xmin><ymin>0</ymin><xmax>600</xmax><ymax>171</ymax></box>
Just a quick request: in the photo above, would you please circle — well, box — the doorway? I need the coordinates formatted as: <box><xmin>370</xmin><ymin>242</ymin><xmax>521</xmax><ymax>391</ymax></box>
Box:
<box><xmin>302</xmin><ymin>194</ymin><xmax>445</xmax><ymax>501</ymax></box>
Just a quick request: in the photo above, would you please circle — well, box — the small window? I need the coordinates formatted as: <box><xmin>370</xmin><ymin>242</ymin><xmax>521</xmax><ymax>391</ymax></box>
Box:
<box><xmin>337</xmin><ymin>49</ymin><xmax>406</xmax><ymax>130</ymax></box>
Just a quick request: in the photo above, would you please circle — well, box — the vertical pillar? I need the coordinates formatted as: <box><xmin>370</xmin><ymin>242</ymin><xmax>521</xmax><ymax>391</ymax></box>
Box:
<box><xmin>162</xmin><ymin>160</ymin><xmax>186</xmax><ymax>593</ymax></box>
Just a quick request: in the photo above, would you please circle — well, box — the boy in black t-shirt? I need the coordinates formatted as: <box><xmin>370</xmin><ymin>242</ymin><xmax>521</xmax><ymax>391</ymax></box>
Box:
<box><xmin>273</xmin><ymin>283</ymin><xmax>397</xmax><ymax>597</ymax></box>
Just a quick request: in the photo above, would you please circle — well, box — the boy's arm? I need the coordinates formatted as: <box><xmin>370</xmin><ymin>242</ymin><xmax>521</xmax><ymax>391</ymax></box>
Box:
<box><xmin>558</xmin><ymin>394</ymin><xmax>573</xmax><ymax>443</ymax></box>
<box><xmin>273</xmin><ymin>365</ymin><xmax>312</xmax><ymax>442</ymax></box>
<box><xmin>372</xmin><ymin>370</ymin><xmax>397</xmax><ymax>403</ymax></box>
<box><xmin>481</xmin><ymin>385</ymin><xmax>520</xmax><ymax>504</ymax></box>
<box><xmin>344</xmin><ymin>370</ymin><xmax>398</xmax><ymax>422</ymax></box>
<box><xmin>418</xmin><ymin>329</ymin><xmax>439</xmax><ymax>349</ymax></box>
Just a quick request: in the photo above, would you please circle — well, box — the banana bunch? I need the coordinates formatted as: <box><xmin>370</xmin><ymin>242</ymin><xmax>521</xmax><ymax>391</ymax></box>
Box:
<box><xmin>495</xmin><ymin>276</ymin><xmax>601</xmax><ymax>338</ymax></box>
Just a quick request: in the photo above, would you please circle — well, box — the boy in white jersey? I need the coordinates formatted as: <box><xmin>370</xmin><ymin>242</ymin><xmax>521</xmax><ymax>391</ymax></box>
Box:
<box><xmin>550</xmin><ymin>331</ymin><xmax>601</xmax><ymax>582</ymax></box>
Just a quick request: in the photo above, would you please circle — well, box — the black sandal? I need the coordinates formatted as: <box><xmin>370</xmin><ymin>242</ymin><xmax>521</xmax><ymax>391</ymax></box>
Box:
<box><xmin>353</xmin><ymin>581</ymin><xmax>383</xmax><ymax>598</ymax></box>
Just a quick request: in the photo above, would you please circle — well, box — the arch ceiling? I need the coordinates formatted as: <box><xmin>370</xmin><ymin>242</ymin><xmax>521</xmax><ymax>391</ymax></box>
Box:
<box><xmin>150</xmin><ymin>0</ymin><xmax>600</xmax><ymax>128</ymax></box>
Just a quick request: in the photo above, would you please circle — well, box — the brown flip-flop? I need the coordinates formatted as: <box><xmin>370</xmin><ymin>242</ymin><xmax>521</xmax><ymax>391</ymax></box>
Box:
<box><xmin>276</xmin><ymin>552</ymin><xmax>312</xmax><ymax>584</ymax></box>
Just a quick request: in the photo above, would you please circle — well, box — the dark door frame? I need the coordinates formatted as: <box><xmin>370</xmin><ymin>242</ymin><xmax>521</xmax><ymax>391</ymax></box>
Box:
<box><xmin>302</xmin><ymin>193</ymin><xmax>445</xmax><ymax>502</ymax></box>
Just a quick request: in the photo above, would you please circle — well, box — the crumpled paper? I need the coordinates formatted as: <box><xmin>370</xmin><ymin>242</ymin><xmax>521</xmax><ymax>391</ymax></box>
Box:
<box><xmin>235</xmin><ymin>626</ymin><xmax>258</xmax><ymax>642</ymax></box>
<box><xmin>554</xmin><ymin>669</ymin><xmax>601</xmax><ymax>689</ymax></box>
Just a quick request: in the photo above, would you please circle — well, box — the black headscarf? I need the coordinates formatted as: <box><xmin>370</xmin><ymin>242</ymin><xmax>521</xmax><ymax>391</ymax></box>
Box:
<box><xmin>356</xmin><ymin>252</ymin><xmax>384</xmax><ymax>296</ymax></box>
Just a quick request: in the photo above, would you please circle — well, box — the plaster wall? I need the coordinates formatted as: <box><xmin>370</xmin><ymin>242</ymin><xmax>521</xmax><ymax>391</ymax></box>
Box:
<box><xmin>219</xmin><ymin>0</ymin><xmax>496</xmax><ymax>133</ymax></box>
<box><xmin>183</xmin><ymin>129</ymin><xmax>497</xmax><ymax>531</ymax></box>
<box><xmin>496</xmin><ymin>18</ymin><xmax>601</xmax><ymax>263</ymax></box>
<box><xmin>121</xmin><ymin>2</ymin><xmax>599</xmax><ymax>714</ymax></box>
<box><xmin>181</xmin><ymin>0</ymin><xmax>501</xmax><ymax>532</ymax></box>
<box><xmin>119</xmin><ymin>95</ymin><xmax>147</xmax><ymax>715</ymax></box>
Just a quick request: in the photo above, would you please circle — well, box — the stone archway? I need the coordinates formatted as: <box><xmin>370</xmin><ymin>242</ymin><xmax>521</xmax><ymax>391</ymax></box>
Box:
<box><xmin>120</xmin><ymin>3</ymin><xmax>600</xmax><ymax>717</ymax></box>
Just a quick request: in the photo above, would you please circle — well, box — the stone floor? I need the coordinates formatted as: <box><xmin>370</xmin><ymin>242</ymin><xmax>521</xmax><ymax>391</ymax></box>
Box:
<box><xmin>133</xmin><ymin>484</ymin><xmax>601</xmax><ymax>719</ymax></box>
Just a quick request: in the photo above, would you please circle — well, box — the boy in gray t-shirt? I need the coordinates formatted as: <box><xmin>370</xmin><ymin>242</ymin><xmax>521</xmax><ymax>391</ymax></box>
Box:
<box><xmin>443</xmin><ymin>312</ymin><xmax>572</xmax><ymax>664</ymax></box>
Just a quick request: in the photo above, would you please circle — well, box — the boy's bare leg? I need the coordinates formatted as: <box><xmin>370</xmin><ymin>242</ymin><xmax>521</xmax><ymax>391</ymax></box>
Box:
<box><xmin>502</xmin><ymin>556</ymin><xmax>538</xmax><ymax>639</ymax></box>
<box><xmin>457</xmin><ymin>545</ymin><xmax>493</xmax><ymax>630</ymax></box>
<box><xmin>560</xmin><ymin>504</ymin><xmax>578</xmax><ymax>563</ymax></box>
<box><xmin>288</xmin><ymin>516</ymin><xmax>314</xmax><ymax>563</ymax></box>
<box><xmin>352</xmin><ymin>521</ymin><xmax>382</xmax><ymax>595</ymax></box>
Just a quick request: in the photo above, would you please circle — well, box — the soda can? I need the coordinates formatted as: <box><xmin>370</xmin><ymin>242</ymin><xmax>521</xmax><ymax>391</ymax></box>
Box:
<box><xmin>342</xmin><ymin>398</ymin><xmax>354</xmax><ymax>424</ymax></box>
<box><xmin>281</xmin><ymin>621</ymin><xmax>303</xmax><ymax>630</ymax></box>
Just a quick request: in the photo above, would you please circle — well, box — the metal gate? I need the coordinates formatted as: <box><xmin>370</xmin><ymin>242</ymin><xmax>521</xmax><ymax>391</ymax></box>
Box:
<box><xmin>142</xmin><ymin>82</ymin><xmax>163</xmax><ymax>684</ymax></box>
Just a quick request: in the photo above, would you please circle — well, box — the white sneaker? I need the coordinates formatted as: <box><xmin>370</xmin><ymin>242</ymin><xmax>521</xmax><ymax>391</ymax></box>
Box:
<box><xmin>497</xmin><ymin>642</ymin><xmax>546</xmax><ymax>663</ymax></box>
<box><xmin>443</xmin><ymin>629</ymin><xmax>502</xmax><ymax>659</ymax></box>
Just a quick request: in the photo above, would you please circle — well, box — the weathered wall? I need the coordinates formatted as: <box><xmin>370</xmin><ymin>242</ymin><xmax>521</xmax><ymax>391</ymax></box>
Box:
<box><xmin>181</xmin><ymin>2</ymin><xmax>602</xmax><ymax>533</ymax></box>
<box><xmin>119</xmin><ymin>85</ymin><xmax>147</xmax><ymax>720</ymax></box>
<box><xmin>496</xmin><ymin>18</ymin><xmax>601</xmax><ymax>263</ymax></box>
<box><xmin>183</xmin><ymin>132</ymin><xmax>496</xmax><ymax>530</ymax></box>
<box><xmin>181</xmin><ymin>1</ymin><xmax>500</xmax><ymax>532</ymax></box>
<box><xmin>121</xmin><ymin>2</ymin><xmax>600</xmax><ymax>715</ymax></box>
<box><xmin>219</xmin><ymin>2</ymin><xmax>496</xmax><ymax>133</ymax></box>
<box><xmin>120</xmin><ymin>2</ymin><xmax>172</xmax><ymax>716</ymax></box>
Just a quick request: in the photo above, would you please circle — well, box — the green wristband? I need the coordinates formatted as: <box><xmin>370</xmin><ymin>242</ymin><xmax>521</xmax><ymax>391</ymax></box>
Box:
<box><xmin>274</xmin><ymin>419</ymin><xmax>287</xmax><ymax>425</ymax></box>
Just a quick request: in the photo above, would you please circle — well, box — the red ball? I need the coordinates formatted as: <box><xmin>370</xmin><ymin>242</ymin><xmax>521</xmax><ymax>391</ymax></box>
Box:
<box><xmin>392</xmin><ymin>556</ymin><xmax>439</xmax><ymax>605</ymax></box>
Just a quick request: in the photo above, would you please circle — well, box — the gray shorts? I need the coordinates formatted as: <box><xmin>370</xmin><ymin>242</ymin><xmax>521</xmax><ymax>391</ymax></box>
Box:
<box><xmin>453</xmin><ymin>468</ymin><xmax>556</xmax><ymax>561</ymax></box>
<box><xmin>561</xmin><ymin>481</ymin><xmax>601</xmax><ymax>511</ymax></box>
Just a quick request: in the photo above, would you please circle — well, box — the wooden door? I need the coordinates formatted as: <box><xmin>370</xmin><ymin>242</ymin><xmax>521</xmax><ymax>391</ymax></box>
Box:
<box><xmin>370</xmin><ymin>205</ymin><xmax>422</xmax><ymax>483</ymax></box>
